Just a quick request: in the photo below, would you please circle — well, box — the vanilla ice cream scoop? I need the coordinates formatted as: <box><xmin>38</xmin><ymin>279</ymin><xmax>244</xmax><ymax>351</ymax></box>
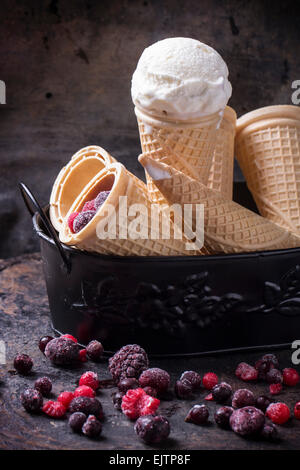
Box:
<box><xmin>131</xmin><ymin>37</ymin><xmax>232</xmax><ymax>120</ymax></box>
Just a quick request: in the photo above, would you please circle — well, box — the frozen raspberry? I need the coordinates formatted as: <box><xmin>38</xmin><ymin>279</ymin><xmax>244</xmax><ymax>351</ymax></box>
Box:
<box><xmin>79</xmin><ymin>349</ymin><xmax>87</xmax><ymax>362</ymax></box>
<box><xmin>82</xmin><ymin>199</ymin><xmax>96</xmax><ymax>212</ymax></box>
<box><xmin>180</xmin><ymin>371</ymin><xmax>201</xmax><ymax>391</ymax></box>
<box><xmin>174</xmin><ymin>380</ymin><xmax>193</xmax><ymax>399</ymax></box>
<box><xmin>69</xmin><ymin>412</ymin><xmax>87</xmax><ymax>433</ymax></box>
<box><xmin>255</xmin><ymin>354</ymin><xmax>279</xmax><ymax>380</ymax></box>
<box><xmin>230</xmin><ymin>406</ymin><xmax>265</xmax><ymax>436</ymax></box>
<box><xmin>235</xmin><ymin>362</ymin><xmax>258</xmax><ymax>382</ymax></box>
<box><xmin>43</xmin><ymin>400</ymin><xmax>66</xmax><ymax>419</ymax></box>
<box><xmin>82</xmin><ymin>415</ymin><xmax>102</xmax><ymax>438</ymax></box>
<box><xmin>79</xmin><ymin>371</ymin><xmax>100</xmax><ymax>391</ymax></box>
<box><xmin>202</xmin><ymin>372</ymin><xmax>218</xmax><ymax>390</ymax></box>
<box><xmin>143</xmin><ymin>387</ymin><xmax>157</xmax><ymax>397</ymax></box>
<box><xmin>139</xmin><ymin>368</ymin><xmax>170</xmax><ymax>395</ymax></box>
<box><xmin>205</xmin><ymin>393</ymin><xmax>214</xmax><ymax>401</ymax></box>
<box><xmin>282</xmin><ymin>368</ymin><xmax>300</xmax><ymax>386</ymax></box>
<box><xmin>95</xmin><ymin>190</ymin><xmax>110</xmax><ymax>209</ymax></box>
<box><xmin>185</xmin><ymin>405</ymin><xmax>209</xmax><ymax>425</ymax></box>
<box><xmin>108</xmin><ymin>344</ymin><xmax>149</xmax><ymax>383</ymax></box>
<box><xmin>118</xmin><ymin>378</ymin><xmax>139</xmax><ymax>393</ymax></box>
<box><xmin>58</xmin><ymin>391</ymin><xmax>75</xmax><ymax>409</ymax></box>
<box><xmin>212</xmin><ymin>382</ymin><xmax>232</xmax><ymax>403</ymax></box>
<box><xmin>294</xmin><ymin>401</ymin><xmax>300</xmax><ymax>419</ymax></box>
<box><xmin>73</xmin><ymin>210</ymin><xmax>96</xmax><ymax>233</ymax></box>
<box><xmin>214</xmin><ymin>406</ymin><xmax>234</xmax><ymax>428</ymax></box>
<box><xmin>112</xmin><ymin>391</ymin><xmax>124</xmax><ymax>410</ymax></box>
<box><xmin>74</xmin><ymin>385</ymin><xmax>95</xmax><ymax>398</ymax></box>
<box><xmin>69</xmin><ymin>396</ymin><xmax>103</xmax><ymax>420</ymax></box>
<box><xmin>14</xmin><ymin>354</ymin><xmax>33</xmax><ymax>375</ymax></box>
<box><xmin>68</xmin><ymin>212</ymin><xmax>79</xmax><ymax>233</ymax></box>
<box><xmin>266</xmin><ymin>368</ymin><xmax>283</xmax><ymax>384</ymax></box>
<box><xmin>61</xmin><ymin>334</ymin><xmax>78</xmax><ymax>343</ymax></box>
<box><xmin>39</xmin><ymin>335</ymin><xmax>54</xmax><ymax>354</ymax></box>
<box><xmin>255</xmin><ymin>395</ymin><xmax>271</xmax><ymax>412</ymax></box>
<box><xmin>34</xmin><ymin>377</ymin><xmax>52</xmax><ymax>396</ymax></box>
<box><xmin>121</xmin><ymin>388</ymin><xmax>160</xmax><ymax>420</ymax></box>
<box><xmin>135</xmin><ymin>415</ymin><xmax>170</xmax><ymax>444</ymax></box>
<box><xmin>261</xmin><ymin>422</ymin><xmax>280</xmax><ymax>441</ymax></box>
<box><xmin>266</xmin><ymin>403</ymin><xmax>290</xmax><ymax>425</ymax></box>
<box><xmin>270</xmin><ymin>383</ymin><xmax>282</xmax><ymax>395</ymax></box>
<box><xmin>45</xmin><ymin>337</ymin><xmax>80</xmax><ymax>365</ymax></box>
<box><xmin>232</xmin><ymin>389</ymin><xmax>255</xmax><ymax>409</ymax></box>
<box><xmin>21</xmin><ymin>388</ymin><xmax>43</xmax><ymax>413</ymax></box>
<box><xmin>86</xmin><ymin>340</ymin><xmax>104</xmax><ymax>362</ymax></box>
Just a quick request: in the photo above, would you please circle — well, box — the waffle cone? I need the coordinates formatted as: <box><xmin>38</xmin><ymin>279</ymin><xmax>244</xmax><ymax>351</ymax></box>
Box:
<box><xmin>50</xmin><ymin>146</ymin><xmax>116</xmax><ymax>231</ymax></box>
<box><xmin>138</xmin><ymin>155</ymin><xmax>300</xmax><ymax>254</ymax></box>
<box><xmin>207</xmin><ymin>106</ymin><xmax>236</xmax><ymax>199</ymax></box>
<box><xmin>60</xmin><ymin>162</ymin><xmax>200</xmax><ymax>256</ymax></box>
<box><xmin>235</xmin><ymin>105</ymin><xmax>300</xmax><ymax>235</ymax></box>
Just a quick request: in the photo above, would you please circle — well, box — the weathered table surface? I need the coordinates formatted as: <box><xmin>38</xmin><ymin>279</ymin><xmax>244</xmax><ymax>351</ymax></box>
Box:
<box><xmin>0</xmin><ymin>253</ymin><xmax>300</xmax><ymax>450</ymax></box>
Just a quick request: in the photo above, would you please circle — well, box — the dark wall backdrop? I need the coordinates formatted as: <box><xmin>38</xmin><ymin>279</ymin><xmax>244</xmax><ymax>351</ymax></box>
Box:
<box><xmin>0</xmin><ymin>0</ymin><xmax>300</xmax><ymax>258</ymax></box>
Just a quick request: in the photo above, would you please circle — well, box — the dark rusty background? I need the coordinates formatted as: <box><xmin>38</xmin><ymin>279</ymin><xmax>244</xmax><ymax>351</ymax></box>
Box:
<box><xmin>0</xmin><ymin>0</ymin><xmax>300</xmax><ymax>258</ymax></box>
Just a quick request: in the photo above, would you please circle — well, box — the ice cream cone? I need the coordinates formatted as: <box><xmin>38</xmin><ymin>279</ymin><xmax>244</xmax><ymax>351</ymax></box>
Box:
<box><xmin>60</xmin><ymin>162</ymin><xmax>201</xmax><ymax>256</ymax></box>
<box><xmin>50</xmin><ymin>145</ymin><xmax>116</xmax><ymax>231</ymax></box>
<box><xmin>138</xmin><ymin>155</ymin><xmax>300</xmax><ymax>254</ymax></box>
<box><xmin>207</xmin><ymin>106</ymin><xmax>236</xmax><ymax>199</ymax></box>
<box><xmin>235</xmin><ymin>105</ymin><xmax>300</xmax><ymax>235</ymax></box>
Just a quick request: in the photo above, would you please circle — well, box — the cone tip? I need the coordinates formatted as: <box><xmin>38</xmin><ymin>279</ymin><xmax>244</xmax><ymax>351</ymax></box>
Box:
<box><xmin>138</xmin><ymin>154</ymin><xmax>171</xmax><ymax>181</ymax></box>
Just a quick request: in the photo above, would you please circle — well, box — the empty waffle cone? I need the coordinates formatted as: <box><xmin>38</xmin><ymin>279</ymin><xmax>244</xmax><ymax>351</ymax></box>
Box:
<box><xmin>60</xmin><ymin>162</ymin><xmax>201</xmax><ymax>256</ymax></box>
<box><xmin>138</xmin><ymin>155</ymin><xmax>300</xmax><ymax>254</ymax></box>
<box><xmin>207</xmin><ymin>106</ymin><xmax>236</xmax><ymax>199</ymax></box>
<box><xmin>50</xmin><ymin>145</ymin><xmax>116</xmax><ymax>231</ymax></box>
<box><xmin>235</xmin><ymin>105</ymin><xmax>300</xmax><ymax>235</ymax></box>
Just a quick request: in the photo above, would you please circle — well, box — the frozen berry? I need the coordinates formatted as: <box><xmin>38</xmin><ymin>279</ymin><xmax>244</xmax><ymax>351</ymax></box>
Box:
<box><xmin>94</xmin><ymin>190</ymin><xmax>110</xmax><ymax>209</ymax></box>
<box><xmin>255</xmin><ymin>354</ymin><xmax>278</xmax><ymax>380</ymax></box>
<box><xmin>266</xmin><ymin>368</ymin><xmax>283</xmax><ymax>384</ymax></box>
<box><xmin>82</xmin><ymin>415</ymin><xmax>102</xmax><ymax>438</ymax></box>
<box><xmin>232</xmin><ymin>389</ymin><xmax>255</xmax><ymax>409</ymax></box>
<box><xmin>180</xmin><ymin>371</ymin><xmax>201</xmax><ymax>391</ymax></box>
<box><xmin>109</xmin><ymin>344</ymin><xmax>149</xmax><ymax>383</ymax></box>
<box><xmin>79</xmin><ymin>371</ymin><xmax>100</xmax><ymax>391</ymax></box>
<box><xmin>139</xmin><ymin>368</ymin><xmax>170</xmax><ymax>395</ymax></box>
<box><xmin>118</xmin><ymin>378</ymin><xmax>139</xmax><ymax>393</ymax></box>
<box><xmin>86</xmin><ymin>340</ymin><xmax>104</xmax><ymax>362</ymax></box>
<box><xmin>282</xmin><ymin>368</ymin><xmax>300</xmax><ymax>387</ymax></box>
<box><xmin>185</xmin><ymin>405</ymin><xmax>209</xmax><ymax>425</ymax></box>
<box><xmin>214</xmin><ymin>406</ymin><xmax>234</xmax><ymax>428</ymax></box>
<box><xmin>21</xmin><ymin>388</ymin><xmax>43</xmax><ymax>413</ymax></box>
<box><xmin>14</xmin><ymin>354</ymin><xmax>33</xmax><ymax>375</ymax></box>
<box><xmin>235</xmin><ymin>362</ymin><xmax>258</xmax><ymax>382</ymax></box>
<box><xmin>34</xmin><ymin>377</ymin><xmax>52</xmax><ymax>397</ymax></box>
<box><xmin>261</xmin><ymin>422</ymin><xmax>279</xmax><ymax>441</ymax></box>
<box><xmin>74</xmin><ymin>385</ymin><xmax>95</xmax><ymax>398</ymax></box>
<box><xmin>61</xmin><ymin>334</ymin><xmax>77</xmax><ymax>343</ymax></box>
<box><xmin>69</xmin><ymin>412</ymin><xmax>87</xmax><ymax>433</ymax></box>
<box><xmin>134</xmin><ymin>415</ymin><xmax>170</xmax><ymax>444</ymax></box>
<box><xmin>45</xmin><ymin>337</ymin><xmax>80</xmax><ymax>365</ymax></box>
<box><xmin>79</xmin><ymin>349</ymin><xmax>87</xmax><ymax>362</ymax></box>
<box><xmin>39</xmin><ymin>335</ymin><xmax>54</xmax><ymax>353</ymax></box>
<box><xmin>266</xmin><ymin>403</ymin><xmax>290</xmax><ymax>425</ymax></box>
<box><xmin>174</xmin><ymin>380</ymin><xmax>193</xmax><ymax>399</ymax></box>
<box><xmin>69</xmin><ymin>396</ymin><xmax>103</xmax><ymax>420</ymax></box>
<box><xmin>205</xmin><ymin>393</ymin><xmax>214</xmax><ymax>401</ymax></box>
<box><xmin>82</xmin><ymin>199</ymin><xmax>96</xmax><ymax>212</ymax></box>
<box><xmin>202</xmin><ymin>372</ymin><xmax>218</xmax><ymax>390</ymax></box>
<box><xmin>112</xmin><ymin>391</ymin><xmax>124</xmax><ymax>410</ymax></box>
<box><xmin>143</xmin><ymin>387</ymin><xmax>157</xmax><ymax>397</ymax></box>
<box><xmin>58</xmin><ymin>391</ymin><xmax>75</xmax><ymax>409</ymax></box>
<box><xmin>68</xmin><ymin>212</ymin><xmax>79</xmax><ymax>233</ymax></box>
<box><xmin>294</xmin><ymin>401</ymin><xmax>300</xmax><ymax>419</ymax></box>
<box><xmin>230</xmin><ymin>406</ymin><xmax>265</xmax><ymax>436</ymax></box>
<box><xmin>73</xmin><ymin>210</ymin><xmax>96</xmax><ymax>233</ymax></box>
<box><xmin>270</xmin><ymin>383</ymin><xmax>282</xmax><ymax>395</ymax></box>
<box><xmin>121</xmin><ymin>388</ymin><xmax>160</xmax><ymax>420</ymax></box>
<box><xmin>43</xmin><ymin>400</ymin><xmax>66</xmax><ymax>419</ymax></box>
<box><xmin>255</xmin><ymin>395</ymin><xmax>271</xmax><ymax>412</ymax></box>
<box><xmin>212</xmin><ymin>382</ymin><xmax>232</xmax><ymax>403</ymax></box>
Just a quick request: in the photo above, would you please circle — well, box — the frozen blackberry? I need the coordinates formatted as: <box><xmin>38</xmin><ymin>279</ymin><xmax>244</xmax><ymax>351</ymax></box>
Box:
<box><xmin>143</xmin><ymin>386</ymin><xmax>158</xmax><ymax>397</ymax></box>
<box><xmin>255</xmin><ymin>354</ymin><xmax>279</xmax><ymax>380</ymax></box>
<box><xmin>174</xmin><ymin>380</ymin><xmax>193</xmax><ymax>399</ymax></box>
<box><xmin>94</xmin><ymin>190</ymin><xmax>110</xmax><ymax>210</ymax></box>
<box><xmin>14</xmin><ymin>354</ymin><xmax>33</xmax><ymax>375</ymax></box>
<box><xmin>266</xmin><ymin>368</ymin><xmax>283</xmax><ymax>384</ymax></box>
<box><xmin>82</xmin><ymin>415</ymin><xmax>102</xmax><ymax>438</ymax></box>
<box><xmin>112</xmin><ymin>391</ymin><xmax>124</xmax><ymax>410</ymax></box>
<box><xmin>39</xmin><ymin>335</ymin><xmax>54</xmax><ymax>354</ymax></box>
<box><xmin>232</xmin><ymin>389</ymin><xmax>255</xmax><ymax>409</ymax></box>
<box><xmin>45</xmin><ymin>337</ymin><xmax>80</xmax><ymax>365</ymax></box>
<box><xmin>212</xmin><ymin>382</ymin><xmax>232</xmax><ymax>403</ymax></box>
<box><xmin>34</xmin><ymin>377</ymin><xmax>52</xmax><ymax>396</ymax></box>
<box><xmin>73</xmin><ymin>210</ymin><xmax>96</xmax><ymax>233</ymax></box>
<box><xmin>255</xmin><ymin>395</ymin><xmax>271</xmax><ymax>412</ymax></box>
<box><xmin>214</xmin><ymin>406</ymin><xmax>234</xmax><ymax>428</ymax></box>
<box><xmin>180</xmin><ymin>371</ymin><xmax>201</xmax><ymax>391</ymax></box>
<box><xmin>230</xmin><ymin>406</ymin><xmax>265</xmax><ymax>436</ymax></box>
<box><xmin>86</xmin><ymin>340</ymin><xmax>104</xmax><ymax>362</ymax></box>
<box><xmin>139</xmin><ymin>368</ymin><xmax>170</xmax><ymax>395</ymax></box>
<box><xmin>134</xmin><ymin>415</ymin><xmax>170</xmax><ymax>444</ymax></box>
<box><xmin>69</xmin><ymin>412</ymin><xmax>87</xmax><ymax>433</ymax></box>
<box><xmin>118</xmin><ymin>378</ymin><xmax>139</xmax><ymax>393</ymax></box>
<box><xmin>261</xmin><ymin>422</ymin><xmax>279</xmax><ymax>441</ymax></box>
<box><xmin>21</xmin><ymin>388</ymin><xmax>43</xmax><ymax>413</ymax></box>
<box><xmin>69</xmin><ymin>396</ymin><xmax>103</xmax><ymax>420</ymax></box>
<box><xmin>185</xmin><ymin>405</ymin><xmax>209</xmax><ymax>425</ymax></box>
<box><xmin>108</xmin><ymin>344</ymin><xmax>149</xmax><ymax>383</ymax></box>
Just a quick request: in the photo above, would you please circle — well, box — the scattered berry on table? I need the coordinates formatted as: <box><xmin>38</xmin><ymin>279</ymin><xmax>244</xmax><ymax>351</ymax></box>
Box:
<box><xmin>202</xmin><ymin>372</ymin><xmax>218</xmax><ymax>390</ymax></box>
<box><xmin>282</xmin><ymin>368</ymin><xmax>300</xmax><ymax>387</ymax></box>
<box><xmin>58</xmin><ymin>391</ymin><xmax>75</xmax><ymax>409</ymax></box>
<box><xmin>112</xmin><ymin>391</ymin><xmax>124</xmax><ymax>411</ymax></box>
<box><xmin>214</xmin><ymin>406</ymin><xmax>234</xmax><ymax>428</ymax></box>
<box><xmin>266</xmin><ymin>403</ymin><xmax>290</xmax><ymax>425</ymax></box>
<box><xmin>121</xmin><ymin>388</ymin><xmax>160</xmax><ymax>420</ymax></box>
<box><xmin>34</xmin><ymin>377</ymin><xmax>52</xmax><ymax>396</ymax></box>
<box><xmin>94</xmin><ymin>190</ymin><xmax>110</xmax><ymax>209</ymax></box>
<box><xmin>68</xmin><ymin>212</ymin><xmax>79</xmax><ymax>233</ymax></box>
<box><xmin>45</xmin><ymin>337</ymin><xmax>80</xmax><ymax>365</ymax></box>
<box><xmin>139</xmin><ymin>368</ymin><xmax>170</xmax><ymax>395</ymax></box>
<box><xmin>134</xmin><ymin>415</ymin><xmax>170</xmax><ymax>444</ymax></box>
<box><xmin>255</xmin><ymin>395</ymin><xmax>271</xmax><ymax>412</ymax></box>
<box><xmin>21</xmin><ymin>388</ymin><xmax>43</xmax><ymax>413</ymax></box>
<box><xmin>269</xmin><ymin>383</ymin><xmax>282</xmax><ymax>395</ymax></box>
<box><xmin>79</xmin><ymin>371</ymin><xmax>100</xmax><ymax>391</ymax></box>
<box><xmin>108</xmin><ymin>344</ymin><xmax>149</xmax><ymax>383</ymax></box>
<box><xmin>179</xmin><ymin>371</ymin><xmax>201</xmax><ymax>391</ymax></box>
<box><xmin>61</xmin><ymin>334</ymin><xmax>78</xmax><ymax>343</ymax></box>
<box><xmin>185</xmin><ymin>404</ymin><xmax>209</xmax><ymax>425</ymax></box>
<box><xmin>232</xmin><ymin>389</ymin><xmax>255</xmax><ymax>409</ymax></box>
<box><xmin>14</xmin><ymin>354</ymin><xmax>33</xmax><ymax>375</ymax></box>
<box><xmin>74</xmin><ymin>385</ymin><xmax>96</xmax><ymax>398</ymax></box>
<box><xmin>174</xmin><ymin>379</ymin><xmax>194</xmax><ymax>399</ymax></box>
<box><xmin>43</xmin><ymin>400</ymin><xmax>66</xmax><ymax>419</ymax></box>
<box><xmin>68</xmin><ymin>412</ymin><xmax>87</xmax><ymax>433</ymax></box>
<box><xmin>143</xmin><ymin>386</ymin><xmax>158</xmax><ymax>397</ymax></box>
<box><xmin>86</xmin><ymin>340</ymin><xmax>104</xmax><ymax>362</ymax></box>
<box><xmin>78</xmin><ymin>349</ymin><xmax>87</xmax><ymax>362</ymax></box>
<box><xmin>118</xmin><ymin>378</ymin><xmax>139</xmax><ymax>393</ymax></box>
<box><xmin>266</xmin><ymin>368</ymin><xmax>283</xmax><ymax>384</ymax></box>
<box><xmin>69</xmin><ymin>396</ymin><xmax>103</xmax><ymax>420</ymax></box>
<box><xmin>212</xmin><ymin>382</ymin><xmax>232</xmax><ymax>403</ymax></box>
<box><xmin>261</xmin><ymin>422</ymin><xmax>280</xmax><ymax>441</ymax></box>
<box><xmin>39</xmin><ymin>335</ymin><xmax>54</xmax><ymax>354</ymax></box>
<box><xmin>230</xmin><ymin>406</ymin><xmax>265</xmax><ymax>436</ymax></box>
<box><xmin>255</xmin><ymin>354</ymin><xmax>278</xmax><ymax>380</ymax></box>
<box><xmin>73</xmin><ymin>210</ymin><xmax>96</xmax><ymax>233</ymax></box>
<box><xmin>235</xmin><ymin>362</ymin><xmax>258</xmax><ymax>382</ymax></box>
<box><xmin>82</xmin><ymin>415</ymin><xmax>102</xmax><ymax>438</ymax></box>
<box><xmin>294</xmin><ymin>402</ymin><xmax>300</xmax><ymax>419</ymax></box>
